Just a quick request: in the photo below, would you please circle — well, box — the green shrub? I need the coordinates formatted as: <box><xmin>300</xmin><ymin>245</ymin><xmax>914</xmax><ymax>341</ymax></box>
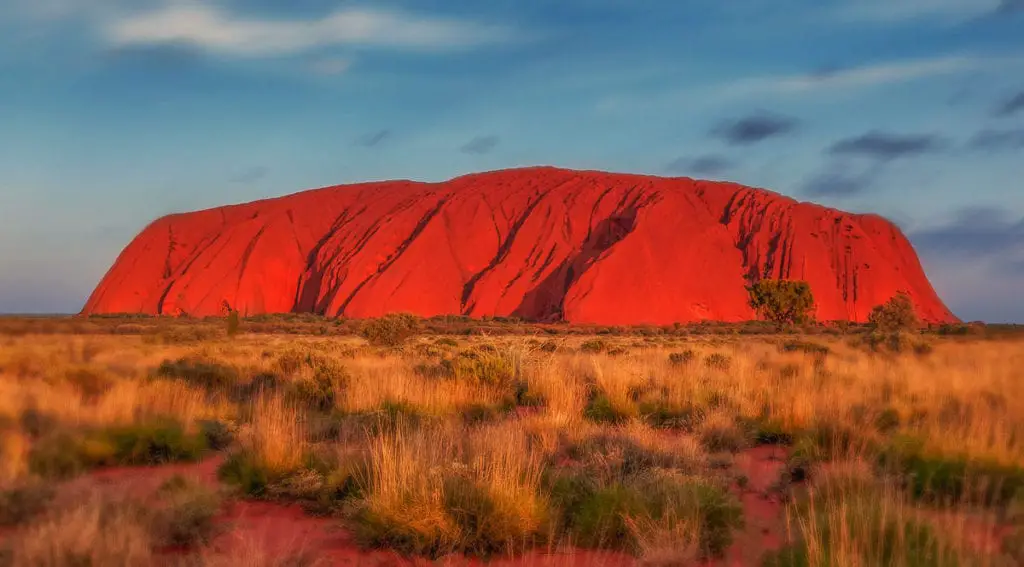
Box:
<box><xmin>64</xmin><ymin>366</ymin><xmax>114</xmax><ymax>401</ymax></box>
<box><xmin>197</xmin><ymin>419</ymin><xmax>234</xmax><ymax>451</ymax></box>
<box><xmin>877</xmin><ymin>438</ymin><xmax>1024</xmax><ymax>507</ymax></box>
<box><xmin>873</xmin><ymin>408</ymin><xmax>902</xmax><ymax>434</ymax></box>
<box><xmin>668</xmin><ymin>351</ymin><xmax>696</xmax><ymax>366</ymax></box>
<box><xmin>779</xmin><ymin>340</ymin><xmax>830</xmax><ymax>358</ymax></box>
<box><xmin>564</xmin><ymin>472</ymin><xmax>741</xmax><ymax>558</ymax></box>
<box><xmin>746</xmin><ymin>418</ymin><xmax>796</xmax><ymax>446</ymax></box>
<box><xmin>28</xmin><ymin>432</ymin><xmax>93</xmax><ymax>479</ymax></box>
<box><xmin>584</xmin><ymin>393</ymin><xmax>629</xmax><ymax>424</ymax></box>
<box><xmin>103</xmin><ymin>420</ymin><xmax>208</xmax><ymax>466</ymax></box>
<box><xmin>764</xmin><ymin>485</ymin><xmax>964</xmax><ymax>567</ymax></box>
<box><xmin>512</xmin><ymin>380</ymin><xmax>545</xmax><ymax>408</ymax></box>
<box><xmin>699</xmin><ymin>419</ymin><xmax>747</xmax><ymax>453</ymax></box>
<box><xmin>155</xmin><ymin>357</ymin><xmax>239</xmax><ymax>391</ymax></box>
<box><xmin>151</xmin><ymin>475</ymin><xmax>222</xmax><ymax>547</ymax></box>
<box><xmin>448</xmin><ymin>350</ymin><xmax>516</xmax><ymax>388</ymax></box>
<box><xmin>30</xmin><ymin>421</ymin><xmax>207</xmax><ymax>478</ymax></box>
<box><xmin>288</xmin><ymin>371</ymin><xmax>340</xmax><ymax>412</ymax></box>
<box><xmin>747</xmin><ymin>280</ymin><xmax>816</xmax><ymax>327</ymax></box>
<box><xmin>538</xmin><ymin>340</ymin><xmax>559</xmax><ymax>353</ymax></box>
<box><xmin>704</xmin><ymin>353</ymin><xmax>732</xmax><ymax>371</ymax></box>
<box><xmin>442</xmin><ymin>475</ymin><xmax>549</xmax><ymax>556</ymax></box>
<box><xmin>218</xmin><ymin>450</ymin><xmax>270</xmax><ymax>496</ymax></box>
<box><xmin>360</xmin><ymin>314</ymin><xmax>420</xmax><ymax>347</ymax></box>
<box><xmin>869</xmin><ymin>292</ymin><xmax>920</xmax><ymax>334</ymax></box>
<box><xmin>580</xmin><ymin>340</ymin><xmax>607</xmax><ymax>353</ymax></box>
<box><xmin>562</xmin><ymin>432</ymin><xmax>695</xmax><ymax>481</ymax></box>
<box><xmin>460</xmin><ymin>403</ymin><xmax>502</xmax><ymax>425</ymax></box>
<box><xmin>638</xmin><ymin>401</ymin><xmax>705</xmax><ymax>430</ymax></box>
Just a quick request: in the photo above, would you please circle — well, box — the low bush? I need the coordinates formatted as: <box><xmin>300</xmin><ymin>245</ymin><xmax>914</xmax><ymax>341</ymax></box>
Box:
<box><xmin>150</xmin><ymin>475</ymin><xmax>222</xmax><ymax>547</ymax></box>
<box><xmin>29</xmin><ymin>420</ymin><xmax>207</xmax><ymax>478</ymax></box>
<box><xmin>442</xmin><ymin>474</ymin><xmax>550</xmax><ymax>556</ymax></box>
<box><xmin>361</xmin><ymin>313</ymin><xmax>420</xmax><ymax>347</ymax></box>
<box><xmin>584</xmin><ymin>392</ymin><xmax>630</xmax><ymax>424</ymax></box>
<box><xmin>668</xmin><ymin>350</ymin><xmax>696</xmax><ymax>366</ymax></box>
<box><xmin>0</xmin><ymin>481</ymin><xmax>55</xmax><ymax>526</ymax></box>
<box><xmin>447</xmin><ymin>349</ymin><xmax>517</xmax><ymax>388</ymax></box>
<box><xmin>103</xmin><ymin>420</ymin><xmax>209</xmax><ymax>466</ymax></box>
<box><xmin>218</xmin><ymin>450</ymin><xmax>271</xmax><ymax>496</ymax></box>
<box><xmin>779</xmin><ymin>340</ymin><xmax>830</xmax><ymax>358</ymax></box>
<box><xmin>877</xmin><ymin>437</ymin><xmax>1024</xmax><ymax>507</ymax></box>
<box><xmin>64</xmin><ymin>366</ymin><xmax>115</xmax><ymax>401</ymax></box>
<box><xmin>639</xmin><ymin>400</ymin><xmax>705</xmax><ymax>430</ymax></box>
<box><xmin>155</xmin><ymin>356</ymin><xmax>239</xmax><ymax>391</ymax></box>
<box><xmin>704</xmin><ymin>354</ymin><xmax>732</xmax><ymax>371</ymax></box>
<box><xmin>559</xmin><ymin>471</ymin><xmax>741</xmax><ymax>558</ymax></box>
<box><xmin>764</xmin><ymin>482</ymin><xmax>964</xmax><ymax>567</ymax></box>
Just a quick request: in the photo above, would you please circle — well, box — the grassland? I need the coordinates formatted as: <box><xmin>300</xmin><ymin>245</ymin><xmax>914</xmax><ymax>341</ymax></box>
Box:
<box><xmin>0</xmin><ymin>315</ymin><xmax>1022</xmax><ymax>566</ymax></box>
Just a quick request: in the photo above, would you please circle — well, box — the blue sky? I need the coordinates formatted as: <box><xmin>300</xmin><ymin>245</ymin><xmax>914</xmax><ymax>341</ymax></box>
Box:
<box><xmin>1</xmin><ymin>0</ymin><xmax>1022</xmax><ymax>321</ymax></box>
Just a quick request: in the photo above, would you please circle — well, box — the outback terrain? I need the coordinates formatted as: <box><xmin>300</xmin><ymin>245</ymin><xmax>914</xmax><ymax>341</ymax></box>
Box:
<box><xmin>1</xmin><ymin>315</ymin><xmax>1022</xmax><ymax>566</ymax></box>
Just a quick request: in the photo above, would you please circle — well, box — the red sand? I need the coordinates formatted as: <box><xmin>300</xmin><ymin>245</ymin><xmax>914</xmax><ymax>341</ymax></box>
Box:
<box><xmin>704</xmin><ymin>446</ymin><xmax>789</xmax><ymax>567</ymax></box>
<box><xmin>82</xmin><ymin>166</ymin><xmax>956</xmax><ymax>324</ymax></box>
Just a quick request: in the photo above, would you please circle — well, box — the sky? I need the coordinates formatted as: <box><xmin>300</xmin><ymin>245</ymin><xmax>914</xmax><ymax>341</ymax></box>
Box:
<box><xmin>0</xmin><ymin>0</ymin><xmax>1022</xmax><ymax>321</ymax></box>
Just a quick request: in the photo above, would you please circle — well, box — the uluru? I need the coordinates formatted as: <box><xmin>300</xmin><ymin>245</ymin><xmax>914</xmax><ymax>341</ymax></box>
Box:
<box><xmin>82</xmin><ymin>166</ymin><xmax>956</xmax><ymax>325</ymax></box>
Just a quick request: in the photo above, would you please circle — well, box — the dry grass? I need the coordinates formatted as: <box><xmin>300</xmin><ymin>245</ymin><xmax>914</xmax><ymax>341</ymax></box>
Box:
<box><xmin>9</xmin><ymin>494</ymin><xmax>154</xmax><ymax>567</ymax></box>
<box><xmin>1</xmin><ymin>328</ymin><xmax>1022</xmax><ymax>564</ymax></box>
<box><xmin>246</xmin><ymin>395</ymin><xmax>307</xmax><ymax>477</ymax></box>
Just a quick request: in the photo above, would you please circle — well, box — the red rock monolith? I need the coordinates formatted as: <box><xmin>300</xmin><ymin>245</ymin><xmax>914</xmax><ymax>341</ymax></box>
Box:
<box><xmin>82</xmin><ymin>167</ymin><xmax>957</xmax><ymax>324</ymax></box>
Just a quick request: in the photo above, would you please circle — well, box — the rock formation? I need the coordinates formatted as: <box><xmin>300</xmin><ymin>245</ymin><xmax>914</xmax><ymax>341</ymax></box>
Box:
<box><xmin>82</xmin><ymin>167</ymin><xmax>957</xmax><ymax>324</ymax></box>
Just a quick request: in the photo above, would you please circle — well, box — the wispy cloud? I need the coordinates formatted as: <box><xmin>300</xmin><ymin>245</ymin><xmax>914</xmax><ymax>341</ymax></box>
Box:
<box><xmin>726</xmin><ymin>56</ymin><xmax>984</xmax><ymax>97</ymax></box>
<box><xmin>803</xmin><ymin>164</ymin><xmax>880</xmax><ymax>197</ymax></box>
<box><xmin>711</xmin><ymin>112</ymin><xmax>798</xmax><ymax>145</ymax></box>
<box><xmin>828</xmin><ymin>131</ymin><xmax>947</xmax><ymax>161</ymax></box>
<box><xmin>666</xmin><ymin>155</ymin><xmax>735</xmax><ymax>177</ymax></box>
<box><xmin>970</xmin><ymin>128</ymin><xmax>1024</xmax><ymax>151</ymax></box>
<box><xmin>995</xmin><ymin>91</ymin><xmax>1024</xmax><ymax>116</ymax></box>
<box><xmin>308</xmin><ymin>56</ymin><xmax>352</xmax><ymax>76</ymax></box>
<box><xmin>356</xmin><ymin>129</ymin><xmax>391</xmax><ymax>148</ymax></box>
<box><xmin>911</xmin><ymin>207</ymin><xmax>1024</xmax><ymax>257</ymax></box>
<box><xmin>229</xmin><ymin>166</ymin><xmax>269</xmax><ymax>184</ymax></box>
<box><xmin>103</xmin><ymin>4</ymin><xmax>514</xmax><ymax>57</ymax></box>
<box><xmin>461</xmin><ymin>135</ymin><xmax>500</xmax><ymax>155</ymax></box>
<box><xmin>997</xmin><ymin>0</ymin><xmax>1024</xmax><ymax>13</ymax></box>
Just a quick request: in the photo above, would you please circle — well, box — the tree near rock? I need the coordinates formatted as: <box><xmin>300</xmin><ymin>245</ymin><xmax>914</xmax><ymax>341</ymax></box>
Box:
<box><xmin>868</xmin><ymin>292</ymin><xmax>920</xmax><ymax>333</ymax></box>
<box><xmin>746</xmin><ymin>280</ymin><xmax>816</xmax><ymax>327</ymax></box>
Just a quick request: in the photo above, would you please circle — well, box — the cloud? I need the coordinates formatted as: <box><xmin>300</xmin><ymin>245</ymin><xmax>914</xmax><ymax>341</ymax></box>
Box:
<box><xmin>357</xmin><ymin>129</ymin><xmax>391</xmax><ymax>147</ymax></box>
<box><xmin>101</xmin><ymin>42</ymin><xmax>205</xmax><ymax>71</ymax></box>
<box><xmin>666</xmin><ymin>155</ymin><xmax>735</xmax><ymax>177</ymax></box>
<box><xmin>726</xmin><ymin>56</ymin><xmax>985</xmax><ymax>97</ymax></box>
<box><xmin>229</xmin><ymin>166</ymin><xmax>269</xmax><ymax>183</ymax></box>
<box><xmin>910</xmin><ymin>207</ymin><xmax>1023</xmax><ymax>257</ymax></box>
<box><xmin>828</xmin><ymin>131</ymin><xmax>946</xmax><ymax>161</ymax></box>
<box><xmin>460</xmin><ymin>135</ymin><xmax>500</xmax><ymax>155</ymax></box>
<box><xmin>104</xmin><ymin>4</ymin><xmax>513</xmax><ymax>57</ymax></box>
<box><xmin>997</xmin><ymin>0</ymin><xmax>1024</xmax><ymax>13</ymax></box>
<box><xmin>307</xmin><ymin>56</ymin><xmax>352</xmax><ymax>76</ymax></box>
<box><xmin>970</xmin><ymin>128</ymin><xmax>1024</xmax><ymax>151</ymax></box>
<box><xmin>802</xmin><ymin>165</ymin><xmax>879</xmax><ymax>197</ymax></box>
<box><xmin>996</xmin><ymin>91</ymin><xmax>1024</xmax><ymax>116</ymax></box>
<box><xmin>711</xmin><ymin>113</ymin><xmax>797</xmax><ymax>145</ymax></box>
